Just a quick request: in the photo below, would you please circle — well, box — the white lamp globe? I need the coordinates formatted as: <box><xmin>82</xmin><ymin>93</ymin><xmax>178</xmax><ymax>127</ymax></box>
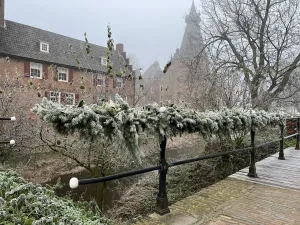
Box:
<box><xmin>11</xmin><ymin>117</ymin><xmax>16</xmax><ymax>121</ymax></box>
<box><xmin>10</xmin><ymin>140</ymin><xmax>15</xmax><ymax>145</ymax></box>
<box><xmin>69</xmin><ymin>177</ymin><xmax>79</xmax><ymax>189</ymax></box>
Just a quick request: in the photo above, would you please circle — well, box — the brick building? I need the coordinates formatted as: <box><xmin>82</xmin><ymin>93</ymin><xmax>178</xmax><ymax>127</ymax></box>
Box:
<box><xmin>135</xmin><ymin>61</ymin><xmax>163</xmax><ymax>106</ymax></box>
<box><xmin>0</xmin><ymin>0</ymin><xmax>134</xmax><ymax>111</ymax></box>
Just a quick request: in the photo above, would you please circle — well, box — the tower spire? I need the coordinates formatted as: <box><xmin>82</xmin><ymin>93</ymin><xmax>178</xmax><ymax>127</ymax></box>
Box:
<box><xmin>178</xmin><ymin>1</ymin><xmax>203</xmax><ymax>60</ymax></box>
<box><xmin>191</xmin><ymin>0</ymin><xmax>196</xmax><ymax>14</ymax></box>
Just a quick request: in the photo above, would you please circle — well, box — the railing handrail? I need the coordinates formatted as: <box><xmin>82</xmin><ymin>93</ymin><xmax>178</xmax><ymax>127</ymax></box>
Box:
<box><xmin>69</xmin><ymin>117</ymin><xmax>300</xmax><ymax>215</ymax></box>
<box><xmin>0</xmin><ymin>116</ymin><xmax>16</xmax><ymax>145</ymax></box>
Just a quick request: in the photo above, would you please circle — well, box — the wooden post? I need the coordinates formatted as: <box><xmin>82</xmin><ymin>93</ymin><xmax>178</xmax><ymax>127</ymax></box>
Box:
<box><xmin>278</xmin><ymin>125</ymin><xmax>285</xmax><ymax>160</ymax></box>
<box><xmin>248</xmin><ymin>129</ymin><xmax>258</xmax><ymax>177</ymax></box>
<box><xmin>155</xmin><ymin>135</ymin><xmax>170</xmax><ymax>215</ymax></box>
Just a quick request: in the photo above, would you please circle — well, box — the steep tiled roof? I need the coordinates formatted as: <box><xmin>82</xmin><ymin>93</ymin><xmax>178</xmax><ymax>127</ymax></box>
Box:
<box><xmin>143</xmin><ymin>61</ymin><xmax>163</xmax><ymax>79</ymax></box>
<box><xmin>0</xmin><ymin>20</ymin><xmax>125</xmax><ymax>73</ymax></box>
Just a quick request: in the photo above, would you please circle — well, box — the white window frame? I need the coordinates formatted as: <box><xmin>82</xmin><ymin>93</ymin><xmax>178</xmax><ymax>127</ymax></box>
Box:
<box><xmin>30</xmin><ymin>62</ymin><xmax>43</xmax><ymax>79</ymax></box>
<box><xmin>151</xmin><ymin>86</ymin><xmax>154</xmax><ymax>93</ymax></box>
<box><xmin>40</xmin><ymin>42</ymin><xmax>49</xmax><ymax>53</ymax></box>
<box><xmin>50</xmin><ymin>91</ymin><xmax>61</xmax><ymax>104</ymax></box>
<box><xmin>101</xmin><ymin>57</ymin><xmax>107</xmax><ymax>66</ymax></box>
<box><xmin>57</xmin><ymin>67</ymin><xmax>68</xmax><ymax>82</ymax></box>
<box><xmin>116</xmin><ymin>78</ymin><xmax>123</xmax><ymax>88</ymax></box>
<box><xmin>96</xmin><ymin>75</ymin><xmax>105</xmax><ymax>86</ymax></box>
<box><xmin>65</xmin><ymin>93</ymin><xmax>75</xmax><ymax>105</ymax></box>
<box><xmin>97</xmin><ymin>96</ymin><xmax>104</xmax><ymax>106</ymax></box>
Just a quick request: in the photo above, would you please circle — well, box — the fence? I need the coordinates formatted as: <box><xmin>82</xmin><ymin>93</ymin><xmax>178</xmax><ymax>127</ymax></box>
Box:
<box><xmin>0</xmin><ymin>117</ymin><xmax>16</xmax><ymax>145</ymax></box>
<box><xmin>69</xmin><ymin>117</ymin><xmax>300</xmax><ymax>215</ymax></box>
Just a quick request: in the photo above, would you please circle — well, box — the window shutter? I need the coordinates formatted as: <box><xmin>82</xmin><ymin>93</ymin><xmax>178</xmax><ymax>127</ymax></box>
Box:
<box><xmin>61</xmin><ymin>92</ymin><xmax>66</xmax><ymax>104</ymax></box>
<box><xmin>75</xmin><ymin>93</ymin><xmax>79</xmax><ymax>104</ymax></box>
<box><xmin>43</xmin><ymin>64</ymin><xmax>48</xmax><ymax>79</ymax></box>
<box><xmin>92</xmin><ymin>95</ymin><xmax>97</xmax><ymax>103</ymax></box>
<box><xmin>105</xmin><ymin>76</ymin><xmax>109</xmax><ymax>87</ymax></box>
<box><xmin>24</xmin><ymin>61</ymin><xmax>30</xmax><ymax>77</ymax></box>
<box><xmin>69</xmin><ymin>69</ymin><xmax>73</xmax><ymax>82</ymax></box>
<box><xmin>44</xmin><ymin>91</ymin><xmax>49</xmax><ymax>100</ymax></box>
<box><xmin>93</xmin><ymin>75</ymin><xmax>97</xmax><ymax>86</ymax></box>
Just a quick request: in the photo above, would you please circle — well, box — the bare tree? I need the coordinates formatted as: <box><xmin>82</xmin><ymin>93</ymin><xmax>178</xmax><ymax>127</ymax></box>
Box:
<box><xmin>198</xmin><ymin>0</ymin><xmax>300</xmax><ymax>109</ymax></box>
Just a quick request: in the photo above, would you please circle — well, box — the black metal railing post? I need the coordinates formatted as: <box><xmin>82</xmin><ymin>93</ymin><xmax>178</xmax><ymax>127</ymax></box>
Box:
<box><xmin>155</xmin><ymin>135</ymin><xmax>170</xmax><ymax>215</ymax></box>
<box><xmin>248</xmin><ymin>129</ymin><xmax>257</xmax><ymax>177</ymax></box>
<box><xmin>296</xmin><ymin>117</ymin><xmax>300</xmax><ymax>150</ymax></box>
<box><xmin>278</xmin><ymin>125</ymin><xmax>285</xmax><ymax>160</ymax></box>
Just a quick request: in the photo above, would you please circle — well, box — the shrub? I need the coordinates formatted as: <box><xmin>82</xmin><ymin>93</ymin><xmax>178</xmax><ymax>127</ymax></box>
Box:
<box><xmin>0</xmin><ymin>170</ymin><xmax>114</xmax><ymax>225</ymax></box>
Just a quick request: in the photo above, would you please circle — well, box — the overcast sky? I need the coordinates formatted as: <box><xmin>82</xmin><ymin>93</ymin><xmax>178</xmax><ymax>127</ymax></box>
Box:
<box><xmin>6</xmin><ymin>0</ymin><xmax>201</xmax><ymax>70</ymax></box>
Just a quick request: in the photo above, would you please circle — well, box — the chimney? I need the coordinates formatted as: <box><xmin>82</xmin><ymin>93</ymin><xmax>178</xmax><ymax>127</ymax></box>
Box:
<box><xmin>126</xmin><ymin>58</ymin><xmax>130</xmax><ymax>65</ymax></box>
<box><xmin>116</xmin><ymin>43</ymin><xmax>124</xmax><ymax>53</ymax></box>
<box><xmin>121</xmin><ymin>52</ymin><xmax>127</xmax><ymax>60</ymax></box>
<box><xmin>0</xmin><ymin>0</ymin><xmax>4</xmax><ymax>28</ymax></box>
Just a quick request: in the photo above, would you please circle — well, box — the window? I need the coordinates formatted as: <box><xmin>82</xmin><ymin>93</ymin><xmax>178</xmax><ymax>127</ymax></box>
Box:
<box><xmin>65</xmin><ymin>93</ymin><xmax>75</xmax><ymax>105</ymax></box>
<box><xmin>96</xmin><ymin>76</ymin><xmax>105</xmax><ymax>86</ymax></box>
<box><xmin>40</xmin><ymin>42</ymin><xmax>49</xmax><ymax>53</ymax></box>
<box><xmin>50</xmin><ymin>92</ymin><xmax>60</xmax><ymax>103</ymax></box>
<box><xmin>30</xmin><ymin>62</ymin><xmax>43</xmax><ymax>79</ymax></box>
<box><xmin>58</xmin><ymin>67</ymin><xmax>68</xmax><ymax>82</ymax></box>
<box><xmin>151</xmin><ymin>76</ymin><xmax>154</xmax><ymax>80</ymax></box>
<box><xmin>161</xmin><ymin>86</ymin><xmax>163</xmax><ymax>91</ymax></box>
<box><xmin>101</xmin><ymin>57</ymin><xmax>107</xmax><ymax>65</ymax></box>
<box><xmin>117</xmin><ymin>78</ymin><xmax>123</xmax><ymax>88</ymax></box>
<box><xmin>97</xmin><ymin>96</ymin><xmax>104</xmax><ymax>106</ymax></box>
<box><xmin>151</xmin><ymin>86</ymin><xmax>154</xmax><ymax>93</ymax></box>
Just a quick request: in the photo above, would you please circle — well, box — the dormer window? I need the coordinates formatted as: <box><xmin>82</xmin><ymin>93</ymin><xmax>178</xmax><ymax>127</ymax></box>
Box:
<box><xmin>101</xmin><ymin>57</ymin><xmax>107</xmax><ymax>66</ymax></box>
<box><xmin>40</xmin><ymin>42</ymin><xmax>49</xmax><ymax>53</ymax></box>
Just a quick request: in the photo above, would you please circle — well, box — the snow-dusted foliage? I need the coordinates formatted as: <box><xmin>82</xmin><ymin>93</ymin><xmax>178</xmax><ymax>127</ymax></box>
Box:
<box><xmin>32</xmin><ymin>95</ymin><xmax>285</xmax><ymax>162</ymax></box>
<box><xmin>0</xmin><ymin>170</ymin><xmax>113</xmax><ymax>225</ymax></box>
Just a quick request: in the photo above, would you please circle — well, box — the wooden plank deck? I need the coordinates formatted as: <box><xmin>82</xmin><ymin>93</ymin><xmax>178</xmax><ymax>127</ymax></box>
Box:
<box><xmin>135</xmin><ymin>147</ymin><xmax>300</xmax><ymax>225</ymax></box>
<box><xmin>230</xmin><ymin>147</ymin><xmax>300</xmax><ymax>191</ymax></box>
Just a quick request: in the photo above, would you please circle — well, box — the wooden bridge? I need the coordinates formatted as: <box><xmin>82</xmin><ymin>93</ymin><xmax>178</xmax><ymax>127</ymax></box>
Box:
<box><xmin>136</xmin><ymin>147</ymin><xmax>300</xmax><ymax>225</ymax></box>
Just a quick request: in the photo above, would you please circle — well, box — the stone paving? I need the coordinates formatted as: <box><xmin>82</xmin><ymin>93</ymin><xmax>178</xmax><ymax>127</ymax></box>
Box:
<box><xmin>134</xmin><ymin>148</ymin><xmax>300</xmax><ymax>225</ymax></box>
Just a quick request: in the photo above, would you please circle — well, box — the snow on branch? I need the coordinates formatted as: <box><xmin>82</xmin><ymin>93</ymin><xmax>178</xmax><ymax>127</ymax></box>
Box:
<box><xmin>31</xmin><ymin>94</ymin><xmax>285</xmax><ymax>162</ymax></box>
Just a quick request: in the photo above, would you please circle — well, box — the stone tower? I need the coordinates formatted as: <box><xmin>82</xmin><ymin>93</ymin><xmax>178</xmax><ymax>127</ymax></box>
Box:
<box><xmin>142</xmin><ymin>1</ymin><xmax>207</xmax><ymax>107</ymax></box>
<box><xmin>178</xmin><ymin>0</ymin><xmax>204</xmax><ymax>61</ymax></box>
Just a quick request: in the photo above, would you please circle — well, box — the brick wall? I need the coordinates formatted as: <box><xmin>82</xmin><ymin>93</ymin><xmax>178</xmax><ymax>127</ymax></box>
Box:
<box><xmin>0</xmin><ymin>56</ymin><xmax>134</xmax><ymax>111</ymax></box>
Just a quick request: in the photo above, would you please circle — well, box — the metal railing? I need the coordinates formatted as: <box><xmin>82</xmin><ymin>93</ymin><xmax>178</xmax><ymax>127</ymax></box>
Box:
<box><xmin>69</xmin><ymin>117</ymin><xmax>300</xmax><ymax>215</ymax></box>
<box><xmin>0</xmin><ymin>117</ymin><xmax>16</xmax><ymax>145</ymax></box>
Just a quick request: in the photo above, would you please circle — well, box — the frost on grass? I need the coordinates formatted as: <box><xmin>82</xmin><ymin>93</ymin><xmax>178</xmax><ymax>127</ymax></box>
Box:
<box><xmin>0</xmin><ymin>170</ymin><xmax>113</xmax><ymax>225</ymax></box>
<box><xmin>32</xmin><ymin>94</ymin><xmax>285</xmax><ymax>163</ymax></box>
